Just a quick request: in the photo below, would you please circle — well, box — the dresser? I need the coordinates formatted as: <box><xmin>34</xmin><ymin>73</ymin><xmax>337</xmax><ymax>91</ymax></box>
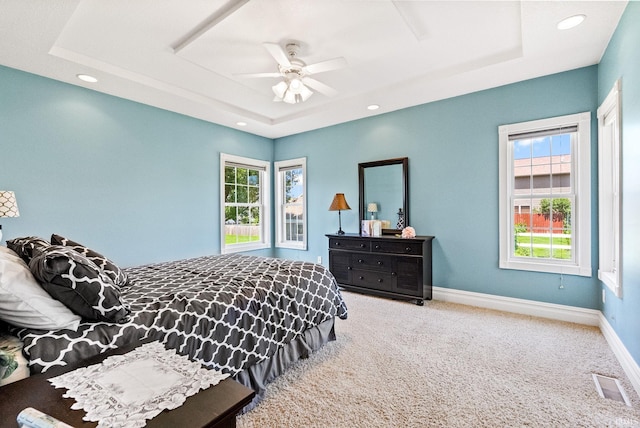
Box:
<box><xmin>326</xmin><ymin>233</ymin><xmax>434</xmax><ymax>305</ymax></box>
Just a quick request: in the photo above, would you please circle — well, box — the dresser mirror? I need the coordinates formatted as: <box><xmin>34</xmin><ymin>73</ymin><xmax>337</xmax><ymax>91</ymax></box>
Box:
<box><xmin>358</xmin><ymin>157</ymin><xmax>408</xmax><ymax>235</ymax></box>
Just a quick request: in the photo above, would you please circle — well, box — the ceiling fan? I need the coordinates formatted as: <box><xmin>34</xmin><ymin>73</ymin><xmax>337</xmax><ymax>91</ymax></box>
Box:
<box><xmin>235</xmin><ymin>42</ymin><xmax>347</xmax><ymax>104</ymax></box>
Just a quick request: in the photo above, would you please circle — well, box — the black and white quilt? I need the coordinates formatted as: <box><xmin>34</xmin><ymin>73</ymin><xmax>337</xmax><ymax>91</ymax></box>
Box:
<box><xmin>14</xmin><ymin>254</ymin><xmax>348</xmax><ymax>375</ymax></box>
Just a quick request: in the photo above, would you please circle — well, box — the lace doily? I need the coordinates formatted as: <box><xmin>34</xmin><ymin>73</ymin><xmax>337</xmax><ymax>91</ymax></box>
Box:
<box><xmin>49</xmin><ymin>342</ymin><xmax>229</xmax><ymax>428</ymax></box>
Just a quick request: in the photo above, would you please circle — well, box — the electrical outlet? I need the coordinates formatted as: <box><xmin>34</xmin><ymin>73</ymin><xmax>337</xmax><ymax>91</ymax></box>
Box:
<box><xmin>602</xmin><ymin>289</ymin><xmax>606</xmax><ymax>303</ymax></box>
<box><xmin>317</xmin><ymin>256</ymin><xmax>322</xmax><ymax>264</ymax></box>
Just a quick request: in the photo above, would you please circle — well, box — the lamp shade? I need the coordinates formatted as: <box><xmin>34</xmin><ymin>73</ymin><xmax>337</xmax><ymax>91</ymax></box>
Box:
<box><xmin>329</xmin><ymin>193</ymin><xmax>351</xmax><ymax>211</ymax></box>
<box><xmin>367</xmin><ymin>203</ymin><xmax>378</xmax><ymax>213</ymax></box>
<box><xmin>0</xmin><ymin>191</ymin><xmax>19</xmax><ymax>218</ymax></box>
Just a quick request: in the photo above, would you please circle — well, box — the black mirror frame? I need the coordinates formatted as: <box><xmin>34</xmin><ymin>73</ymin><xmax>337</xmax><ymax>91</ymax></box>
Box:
<box><xmin>358</xmin><ymin>157</ymin><xmax>409</xmax><ymax>235</ymax></box>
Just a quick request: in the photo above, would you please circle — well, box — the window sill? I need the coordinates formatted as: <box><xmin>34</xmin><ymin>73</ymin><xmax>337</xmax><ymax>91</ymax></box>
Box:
<box><xmin>500</xmin><ymin>259</ymin><xmax>591</xmax><ymax>277</ymax></box>
<box><xmin>598</xmin><ymin>270</ymin><xmax>621</xmax><ymax>297</ymax></box>
<box><xmin>275</xmin><ymin>242</ymin><xmax>307</xmax><ymax>250</ymax></box>
<box><xmin>222</xmin><ymin>242</ymin><xmax>270</xmax><ymax>254</ymax></box>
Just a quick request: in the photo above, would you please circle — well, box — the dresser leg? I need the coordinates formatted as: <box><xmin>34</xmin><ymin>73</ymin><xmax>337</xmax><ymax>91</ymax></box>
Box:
<box><xmin>416</xmin><ymin>299</ymin><xmax>424</xmax><ymax>306</ymax></box>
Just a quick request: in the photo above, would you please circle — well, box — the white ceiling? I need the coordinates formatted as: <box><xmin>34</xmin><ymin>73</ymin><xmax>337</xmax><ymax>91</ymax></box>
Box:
<box><xmin>0</xmin><ymin>0</ymin><xmax>627</xmax><ymax>139</ymax></box>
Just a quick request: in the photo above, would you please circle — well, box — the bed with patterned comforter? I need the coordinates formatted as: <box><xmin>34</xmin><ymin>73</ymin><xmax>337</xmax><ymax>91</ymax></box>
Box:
<box><xmin>12</xmin><ymin>253</ymin><xmax>348</xmax><ymax>395</ymax></box>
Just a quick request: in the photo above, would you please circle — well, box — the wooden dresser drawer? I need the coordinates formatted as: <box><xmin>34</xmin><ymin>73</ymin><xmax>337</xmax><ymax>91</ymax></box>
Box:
<box><xmin>329</xmin><ymin>237</ymin><xmax>370</xmax><ymax>251</ymax></box>
<box><xmin>371</xmin><ymin>239</ymin><xmax>423</xmax><ymax>255</ymax></box>
<box><xmin>351</xmin><ymin>269</ymin><xmax>395</xmax><ymax>292</ymax></box>
<box><xmin>351</xmin><ymin>253</ymin><xmax>394</xmax><ymax>272</ymax></box>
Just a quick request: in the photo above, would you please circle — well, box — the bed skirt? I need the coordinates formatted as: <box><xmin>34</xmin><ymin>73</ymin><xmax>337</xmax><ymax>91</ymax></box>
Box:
<box><xmin>233</xmin><ymin>317</ymin><xmax>336</xmax><ymax>412</ymax></box>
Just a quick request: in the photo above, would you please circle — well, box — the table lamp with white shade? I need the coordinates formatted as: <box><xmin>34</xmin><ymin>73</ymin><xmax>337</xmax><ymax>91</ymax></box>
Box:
<box><xmin>0</xmin><ymin>191</ymin><xmax>20</xmax><ymax>242</ymax></box>
<box><xmin>367</xmin><ymin>203</ymin><xmax>378</xmax><ymax>220</ymax></box>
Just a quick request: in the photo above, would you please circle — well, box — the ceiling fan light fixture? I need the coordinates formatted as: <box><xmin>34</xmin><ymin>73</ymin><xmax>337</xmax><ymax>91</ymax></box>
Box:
<box><xmin>283</xmin><ymin>90</ymin><xmax>298</xmax><ymax>104</ymax></box>
<box><xmin>299</xmin><ymin>85</ymin><xmax>313</xmax><ymax>102</ymax></box>
<box><xmin>289</xmin><ymin>77</ymin><xmax>304</xmax><ymax>94</ymax></box>
<box><xmin>272</xmin><ymin>81</ymin><xmax>288</xmax><ymax>98</ymax></box>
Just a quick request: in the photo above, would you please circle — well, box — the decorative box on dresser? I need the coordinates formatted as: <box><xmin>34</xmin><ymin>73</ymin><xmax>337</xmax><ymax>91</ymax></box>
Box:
<box><xmin>326</xmin><ymin>233</ymin><xmax>434</xmax><ymax>305</ymax></box>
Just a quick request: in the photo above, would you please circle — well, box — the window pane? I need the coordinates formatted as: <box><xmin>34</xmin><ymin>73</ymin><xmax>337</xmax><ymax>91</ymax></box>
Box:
<box><xmin>248</xmin><ymin>170</ymin><xmax>259</xmax><ymax>186</ymax></box>
<box><xmin>237</xmin><ymin>207</ymin><xmax>249</xmax><ymax>225</ymax></box>
<box><xmin>225</xmin><ymin>166</ymin><xmax>235</xmax><ymax>184</ymax></box>
<box><xmin>225</xmin><ymin>185</ymin><xmax>236</xmax><ymax>203</ymax></box>
<box><xmin>237</xmin><ymin>185</ymin><xmax>248</xmax><ymax>203</ymax></box>
<box><xmin>248</xmin><ymin>186</ymin><xmax>259</xmax><ymax>203</ymax></box>
<box><xmin>237</xmin><ymin>168</ymin><xmax>248</xmax><ymax>185</ymax></box>
<box><xmin>250</xmin><ymin>206</ymin><xmax>260</xmax><ymax>225</ymax></box>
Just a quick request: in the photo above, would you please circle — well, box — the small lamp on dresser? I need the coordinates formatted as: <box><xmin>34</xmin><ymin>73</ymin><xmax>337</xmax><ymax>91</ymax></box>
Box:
<box><xmin>328</xmin><ymin>193</ymin><xmax>351</xmax><ymax>235</ymax></box>
<box><xmin>367</xmin><ymin>202</ymin><xmax>378</xmax><ymax>220</ymax></box>
<box><xmin>0</xmin><ymin>191</ymin><xmax>20</xmax><ymax>242</ymax></box>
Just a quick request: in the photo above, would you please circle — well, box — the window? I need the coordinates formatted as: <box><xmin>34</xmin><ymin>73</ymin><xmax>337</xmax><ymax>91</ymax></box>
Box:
<box><xmin>220</xmin><ymin>153</ymin><xmax>270</xmax><ymax>253</ymax></box>
<box><xmin>597</xmin><ymin>80</ymin><xmax>622</xmax><ymax>297</ymax></box>
<box><xmin>275</xmin><ymin>158</ymin><xmax>307</xmax><ymax>250</ymax></box>
<box><xmin>499</xmin><ymin>112</ymin><xmax>591</xmax><ymax>276</ymax></box>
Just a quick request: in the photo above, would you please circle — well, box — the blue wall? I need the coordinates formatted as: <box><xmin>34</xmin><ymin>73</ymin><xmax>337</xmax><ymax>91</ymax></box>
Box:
<box><xmin>275</xmin><ymin>66</ymin><xmax>600</xmax><ymax>310</ymax></box>
<box><xmin>0</xmin><ymin>66</ymin><xmax>272</xmax><ymax>266</ymax></box>
<box><xmin>598</xmin><ymin>2</ymin><xmax>640</xmax><ymax>372</ymax></box>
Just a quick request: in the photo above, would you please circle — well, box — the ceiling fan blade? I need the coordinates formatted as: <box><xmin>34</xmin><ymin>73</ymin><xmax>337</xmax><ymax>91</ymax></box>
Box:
<box><xmin>263</xmin><ymin>42</ymin><xmax>291</xmax><ymax>68</ymax></box>
<box><xmin>303</xmin><ymin>57</ymin><xmax>347</xmax><ymax>75</ymax></box>
<box><xmin>233</xmin><ymin>72</ymin><xmax>282</xmax><ymax>79</ymax></box>
<box><xmin>302</xmin><ymin>77</ymin><xmax>338</xmax><ymax>97</ymax></box>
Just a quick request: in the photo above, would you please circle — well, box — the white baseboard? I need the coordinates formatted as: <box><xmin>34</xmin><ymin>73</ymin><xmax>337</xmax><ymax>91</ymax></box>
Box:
<box><xmin>432</xmin><ymin>286</ymin><xmax>640</xmax><ymax>398</ymax></box>
<box><xmin>432</xmin><ymin>286</ymin><xmax>600</xmax><ymax>325</ymax></box>
<box><xmin>599</xmin><ymin>313</ymin><xmax>640</xmax><ymax>399</ymax></box>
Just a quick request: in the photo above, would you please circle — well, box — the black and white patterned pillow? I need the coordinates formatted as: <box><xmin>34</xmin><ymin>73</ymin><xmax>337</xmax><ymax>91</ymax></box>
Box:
<box><xmin>50</xmin><ymin>234</ymin><xmax>128</xmax><ymax>287</ymax></box>
<box><xmin>29</xmin><ymin>246</ymin><xmax>131</xmax><ymax>323</ymax></box>
<box><xmin>6</xmin><ymin>237</ymin><xmax>50</xmax><ymax>264</ymax></box>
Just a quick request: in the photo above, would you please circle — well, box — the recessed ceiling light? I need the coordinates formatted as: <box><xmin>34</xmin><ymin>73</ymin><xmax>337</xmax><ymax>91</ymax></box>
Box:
<box><xmin>236</xmin><ymin>121</ymin><xmax>247</xmax><ymax>127</ymax></box>
<box><xmin>76</xmin><ymin>74</ymin><xmax>98</xmax><ymax>83</ymax></box>
<box><xmin>557</xmin><ymin>14</ymin><xmax>586</xmax><ymax>30</ymax></box>
<box><xmin>367</xmin><ymin>104</ymin><xmax>380</xmax><ymax>111</ymax></box>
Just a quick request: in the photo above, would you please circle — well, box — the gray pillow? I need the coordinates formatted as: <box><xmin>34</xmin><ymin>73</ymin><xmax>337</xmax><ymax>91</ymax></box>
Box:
<box><xmin>29</xmin><ymin>246</ymin><xmax>130</xmax><ymax>323</ymax></box>
<box><xmin>50</xmin><ymin>234</ymin><xmax>128</xmax><ymax>287</ymax></box>
<box><xmin>6</xmin><ymin>237</ymin><xmax>50</xmax><ymax>264</ymax></box>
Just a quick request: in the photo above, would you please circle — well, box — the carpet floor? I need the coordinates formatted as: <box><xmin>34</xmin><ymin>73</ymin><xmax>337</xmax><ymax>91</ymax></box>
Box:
<box><xmin>237</xmin><ymin>290</ymin><xmax>640</xmax><ymax>427</ymax></box>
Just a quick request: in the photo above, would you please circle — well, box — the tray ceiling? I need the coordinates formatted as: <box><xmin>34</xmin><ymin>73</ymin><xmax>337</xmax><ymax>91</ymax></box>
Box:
<box><xmin>0</xmin><ymin>0</ymin><xmax>627</xmax><ymax>138</ymax></box>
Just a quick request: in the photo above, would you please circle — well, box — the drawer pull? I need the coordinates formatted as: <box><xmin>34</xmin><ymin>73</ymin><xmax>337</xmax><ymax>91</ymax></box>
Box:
<box><xmin>358</xmin><ymin>259</ymin><xmax>364</xmax><ymax>263</ymax></box>
<box><xmin>377</xmin><ymin>261</ymin><xmax>383</xmax><ymax>266</ymax></box>
<box><xmin>359</xmin><ymin>276</ymin><xmax>364</xmax><ymax>280</ymax></box>
<box><xmin>375</xmin><ymin>245</ymin><xmax>380</xmax><ymax>249</ymax></box>
<box><xmin>377</xmin><ymin>278</ymin><xmax>383</xmax><ymax>283</ymax></box>
<box><xmin>335</xmin><ymin>242</ymin><xmax>341</xmax><ymax>246</ymax></box>
<box><xmin>405</xmin><ymin>247</ymin><xmax>412</xmax><ymax>252</ymax></box>
<box><xmin>391</xmin><ymin>272</ymin><xmax>397</xmax><ymax>276</ymax></box>
<box><xmin>360</xmin><ymin>243</ymin><xmax>366</xmax><ymax>248</ymax></box>
<box><xmin>347</xmin><ymin>267</ymin><xmax>352</xmax><ymax>270</ymax></box>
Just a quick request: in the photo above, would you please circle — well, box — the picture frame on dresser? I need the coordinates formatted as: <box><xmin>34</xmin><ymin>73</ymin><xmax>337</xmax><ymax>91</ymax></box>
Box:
<box><xmin>326</xmin><ymin>233</ymin><xmax>434</xmax><ymax>306</ymax></box>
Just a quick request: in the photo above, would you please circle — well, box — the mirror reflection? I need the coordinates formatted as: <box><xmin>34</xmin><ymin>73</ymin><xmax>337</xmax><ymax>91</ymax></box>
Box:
<box><xmin>363</xmin><ymin>164</ymin><xmax>403</xmax><ymax>224</ymax></box>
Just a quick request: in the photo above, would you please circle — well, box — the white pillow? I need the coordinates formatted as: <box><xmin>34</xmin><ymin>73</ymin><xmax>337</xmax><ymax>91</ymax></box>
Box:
<box><xmin>0</xmin><ymin>246</ymin><xmax>80</xmax><ymax>330</ymax></box>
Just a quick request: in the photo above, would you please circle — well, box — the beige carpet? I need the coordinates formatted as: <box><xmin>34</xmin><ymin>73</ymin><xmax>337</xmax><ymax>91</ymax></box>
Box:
<box><xmin>237</xmin><ymin>291</ymin><xmax>640</xmax><ymax>428</ymax></box>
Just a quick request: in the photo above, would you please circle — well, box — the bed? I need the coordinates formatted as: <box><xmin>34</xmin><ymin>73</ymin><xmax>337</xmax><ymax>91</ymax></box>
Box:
<box><xmin>0</xmin><ymin>235</ymin><xmax>348</xmax><ymax>409</ymax></box>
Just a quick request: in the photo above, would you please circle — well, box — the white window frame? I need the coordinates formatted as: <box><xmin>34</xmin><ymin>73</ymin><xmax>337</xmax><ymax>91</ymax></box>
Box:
<box><xmin>499</xmin><ymin>112</ymin><xmax>591</xmax><ymax>276</ymax></box>
<box><xmin>220</xmin><ymin>153</ymin><xmax>271</xmax><ymax>254</ymax></box>
<box><xmin>597</xmin><ymin>80</ymin><xmax>622</xmax><ymax>297</ymax></box>
<box><xmin>275</xmin><ymin>157</ymin><xmax>307</xmax><ymax>250</ymax></box>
